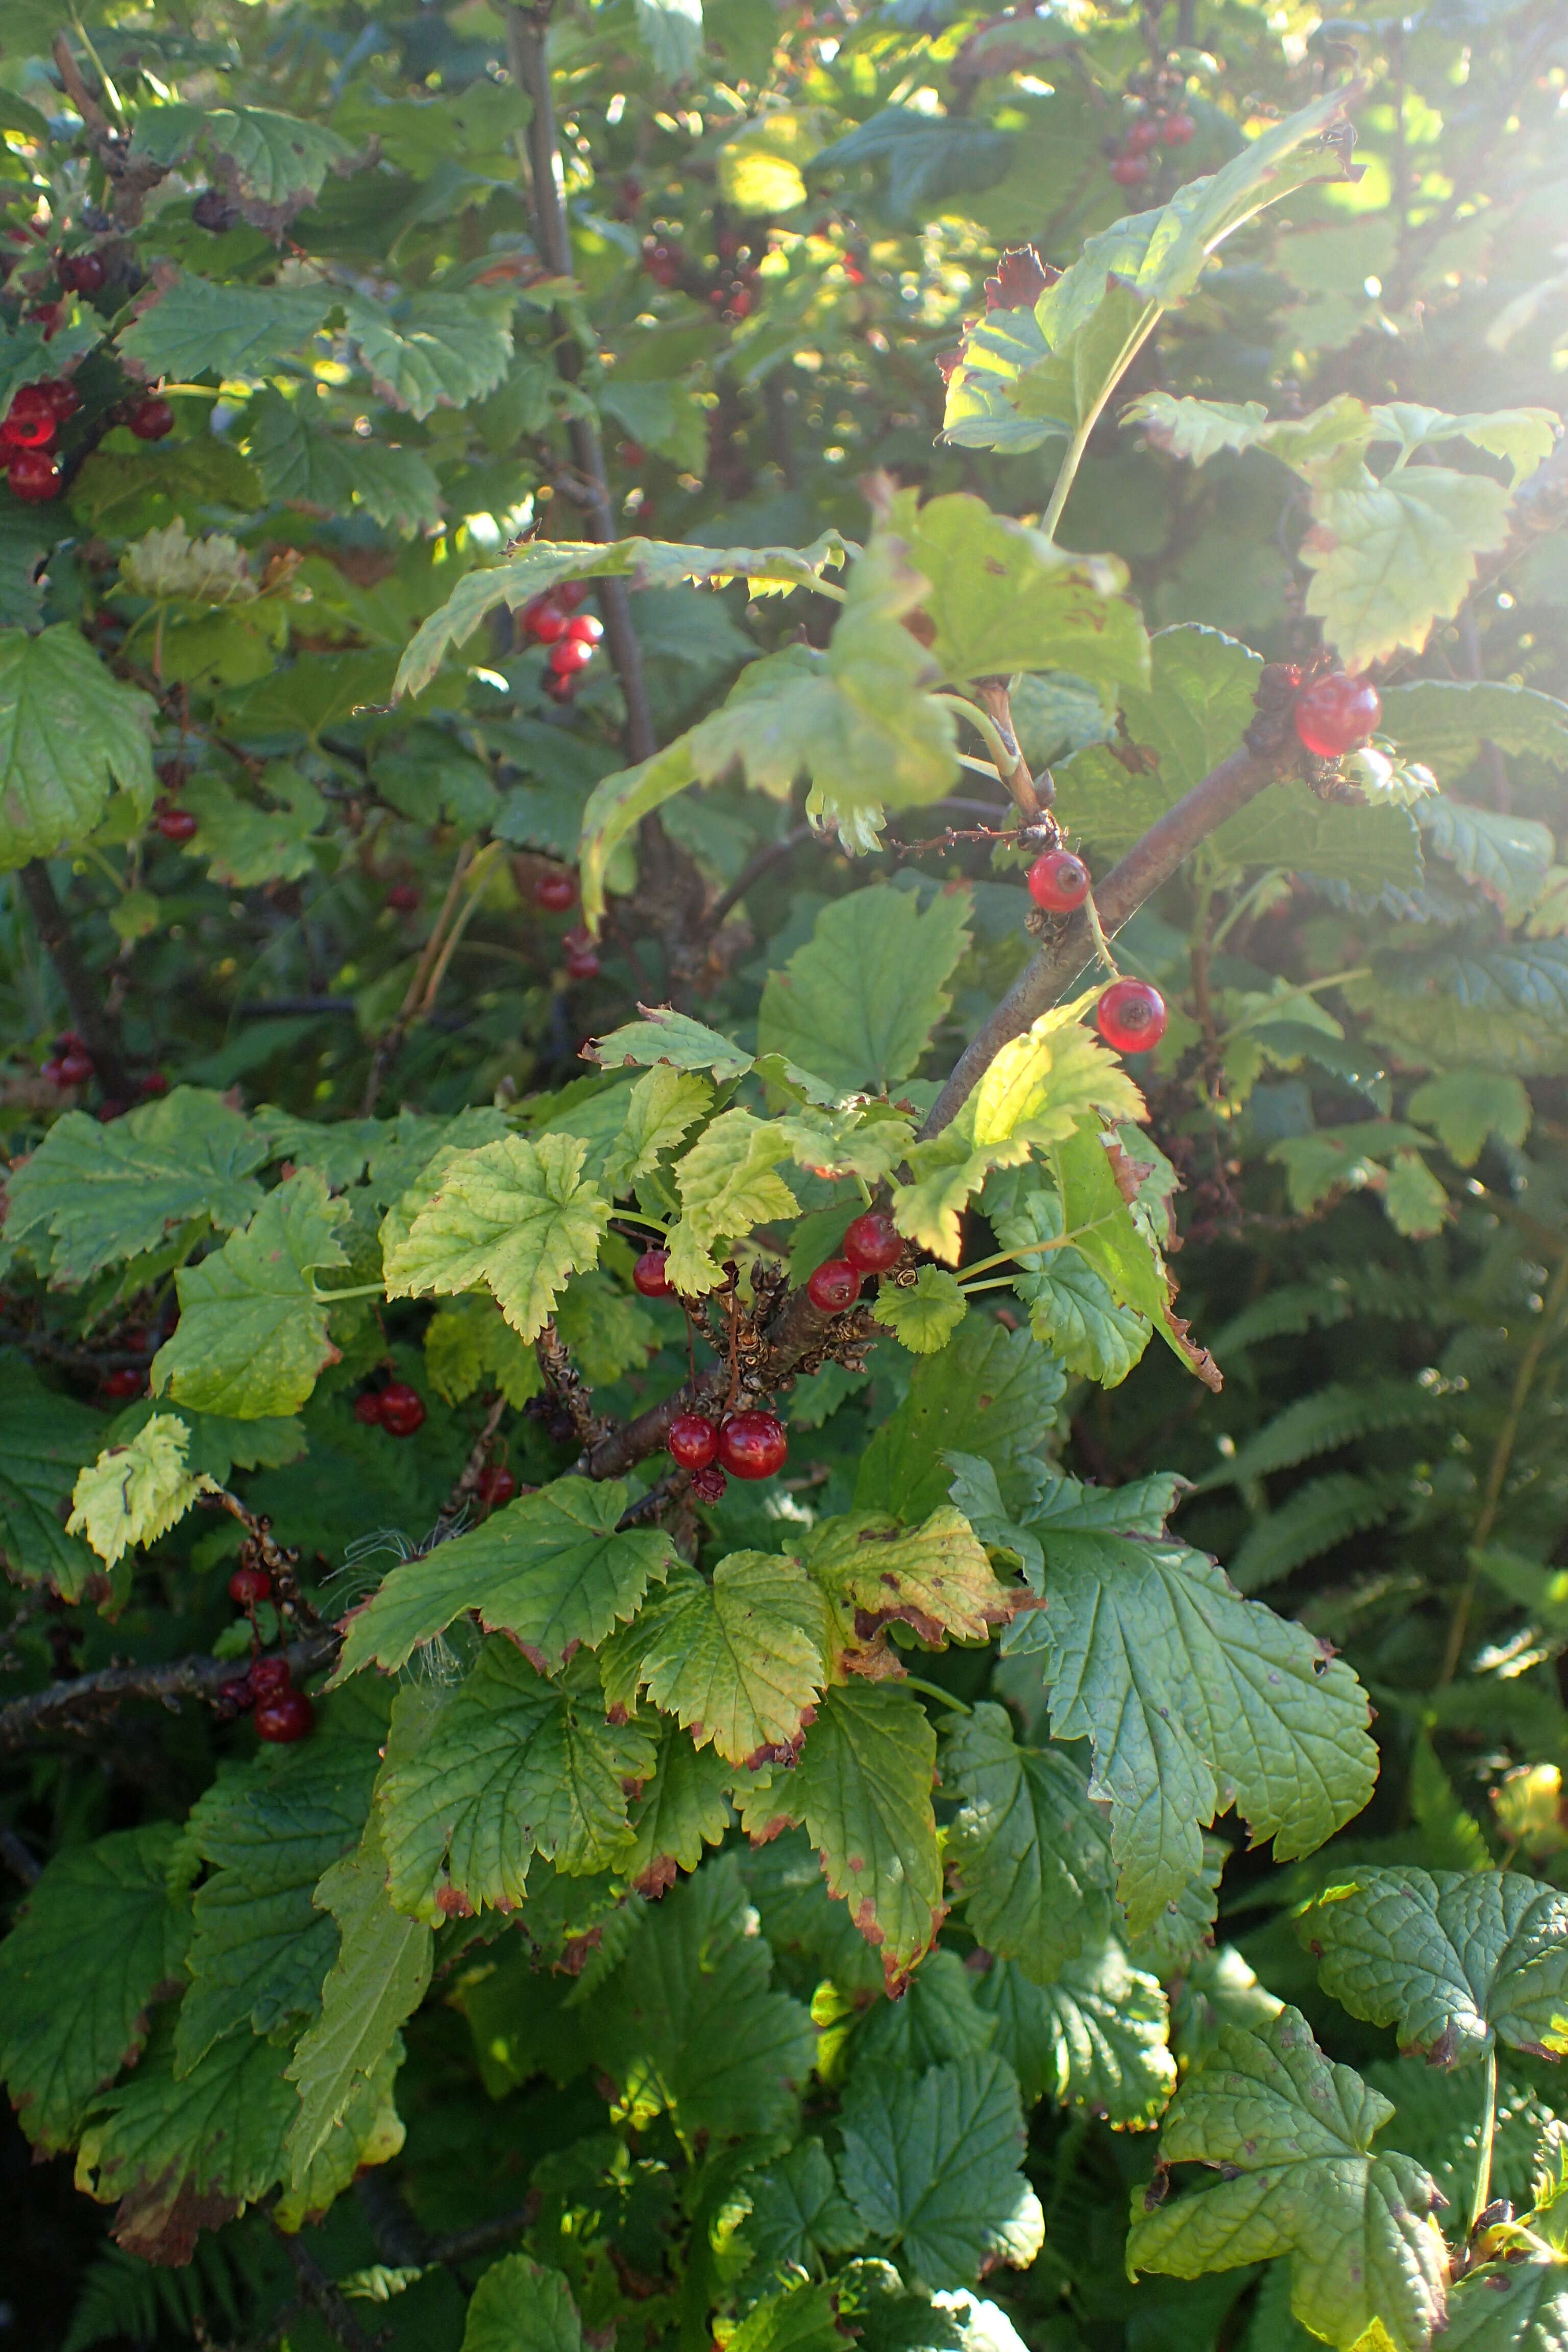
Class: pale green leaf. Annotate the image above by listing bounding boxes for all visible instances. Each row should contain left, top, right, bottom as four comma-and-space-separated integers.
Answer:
0, 1825, 190, 2154
668, 1109, 799, 1293
184, 764, 326, 889
130, 102, 358, 216
1302, 470, 1513, 672
635, 0, 704, 80
590, 1004, 754, 1086
878, 1265, 968, 1354
757, 885, 972, 1097
333, 1476, 675, 1679
1379, 681, 1568, 776
601, 1065, 714, 1194
1126, 2006, 1450, 2352
1408, 1071, 1532, 1168
67, 1417, 218, 1568
285, 1821, 432, 2181
1051, 1120, 1218, 1387
1441, 2258, 1568, 2350
1302, 1867, 1568, 2068
609, 1551, 829, 1767
993, 1185, 1150, 1386
1416, 796, 1555, 923
838, 2051, 1044, 2286
384, 1133, 609, 1341
1383, 1149, 1451, 1239
152, 1171, 350, 1419
0, 623, 155, 867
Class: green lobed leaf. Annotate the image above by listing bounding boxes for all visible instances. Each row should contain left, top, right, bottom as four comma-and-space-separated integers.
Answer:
335, 1476, 674, 1680
837, 2051, 1044, 2287
460, 2256, 584, 2352
605, 1550, 829, 1768
0, 1825, 191, 2154
342, 290, 514, 418
0, 1353, 107, 1597
284, 1820, 432, 2182
973, 1947, 1175, 2126
67, 1417, 218, 1568
785, 1683, 945, 1992
375, 1643, 655, 1915
1002, 1484, 1378, 1931
856, 1320, 1063, 1524
152, 1170, 350, 1419
1441, 2258, 1568, 2349
1302, 469, 1513, 673
0, 624, 156, 868
940, 1701, 1115, 1981
118, 269, 333, 381
1408, 1070, 1533, 1167
1126, 2006, 1450, 2352
383, 1132, 610, 1341
1380, 680, 1568, 776
130, 101, 358, 218
991, 1184, 1150, 1387
625, 1720, 735, 1896
1301, 1867, 1568, 2068
757, 885, 973, 1097
877, 1266, 969, 1354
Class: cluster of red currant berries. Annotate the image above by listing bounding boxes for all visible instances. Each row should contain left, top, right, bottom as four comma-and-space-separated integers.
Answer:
520, 580, 603, 704
641, 233, 760, 321
39, 1028, 95, 1090
218, 1644, 315, 1743
1020, 843, 1170, 1053
2, 378, 78, 503
1108, 104, 1195, 187
1290, 670, 1381, 759
353, 1380, 427, 1437
527, 867, 600, 981
629, 1211, 908, 1501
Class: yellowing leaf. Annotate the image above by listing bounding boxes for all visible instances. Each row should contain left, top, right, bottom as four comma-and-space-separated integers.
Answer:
667, 1109, 799, 1296
806, 1506, 1015, 1665
384, 1132, 609, 1341
608, 1553, 830, 1767
67, 1417, 218, 1567
601, 1064, 713, 1194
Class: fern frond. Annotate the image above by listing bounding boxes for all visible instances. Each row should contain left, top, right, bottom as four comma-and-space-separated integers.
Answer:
1208, 1283, 1352, 1357
1202, 1381, 1443, 1489
1228, 1473, 1398, 1591
63, 2229, 261, 2352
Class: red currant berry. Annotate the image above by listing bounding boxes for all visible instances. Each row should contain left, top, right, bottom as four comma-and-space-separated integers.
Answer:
216, 1676, 254, 1717
248, 1655, 292, 1697
1161, 111, 1196, 145
544, 672, 577, 704
7, 448, 61, 501
565, 946, 601, 980
632, 1249, 672, 1298
2, 411, 54, 452
354, 1390, 384, 1425
128, 397, 175, 441
1292, 673, 1381, 759
139, 1070, 168, 1096
691, 1464, 727, 1503
1125, 117, 1162, 154
477, 1463, 517, 1507
718, 1411, 788, 1480
842, 1211, 902, 1275
533, 871, 577, 912
644, 240, 681, 286
386, 882, 420, 912
807, 1258, 862, 1313
56, 1048, 94, 1085
522, 596, 568, 643
155, 806, 199, 842
103, 1366, 144, 1398
549, 636, 594, 675
1026, 849, 1091, 914
668, 1411, 720, 1470
564, 614, 604, 645
1111, 152, 1151, 187
58, 251, 107, 295
39, 1059, 65, 1086
1096, 978, 1168, 1055
378, 1381, 426, 1438
40, 376, 81, 421
228, 1564, 271, 1607
255, 1687, 314, 1743
557, 580, 590, 611
97, 1100, 126, 1123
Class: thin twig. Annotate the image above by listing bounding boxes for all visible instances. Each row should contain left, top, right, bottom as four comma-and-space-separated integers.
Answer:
0, 1629, 339, 1750
432, 1395, 509, 1539
424, 2204, 534, 2267
17, 861, 134, 1102
271, 2221, 381, 2352
361, 843, 476, 1113
0, 1826, 42, 1886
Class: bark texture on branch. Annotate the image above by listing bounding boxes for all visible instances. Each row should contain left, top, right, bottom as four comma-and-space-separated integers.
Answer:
0, 1629, 339, 1750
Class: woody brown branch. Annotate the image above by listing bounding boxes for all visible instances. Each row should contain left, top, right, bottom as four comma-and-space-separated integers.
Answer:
0, 1628, 339, 1750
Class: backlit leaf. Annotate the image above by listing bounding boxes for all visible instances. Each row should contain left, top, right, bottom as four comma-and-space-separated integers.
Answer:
384, 1133, 610, 1341
152, 1171, 350, 1418
757, 886, 972, 1097
67, 1417, 218, 1567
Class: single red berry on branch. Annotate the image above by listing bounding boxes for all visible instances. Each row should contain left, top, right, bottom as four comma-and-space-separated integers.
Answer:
1161, 110, 1196, 144
255, 1687, 314, 1743
807, 1258, 862, 1312
549, 636, 594, 675
842, 1210, 902, 1275
477, 1463, 517, 1507
354, 1389, 384, 1425
128, 396, 175, 441
378, 1381, 426, 1437
1124, 116, 1162, 154
533, 871, 577, 912
2, 388, 55, 448
228, 1564, 271, 1608
1292, 672, 1381, 758
139, 1070, 168, 1096
155, 806, 199, 842
58, 251, 107, 295
718, 1411, 788, 1480
1111, 152, 1150, 186
249, 1655, 292, 1697
1027, 849, 1091, 914
564, 613, 604, 646
386, 882, 421, 912
690, 1464, 727, 1503
668, 1411, 721, 1469
632, 1249, 672, 1297
7, 447, 62, 501
522, 596, 568, 643
1096, 978, 1168, 1055
56, 1048, 94, 1085
102, 1366, 143, 1398
565, 944, 601, 979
